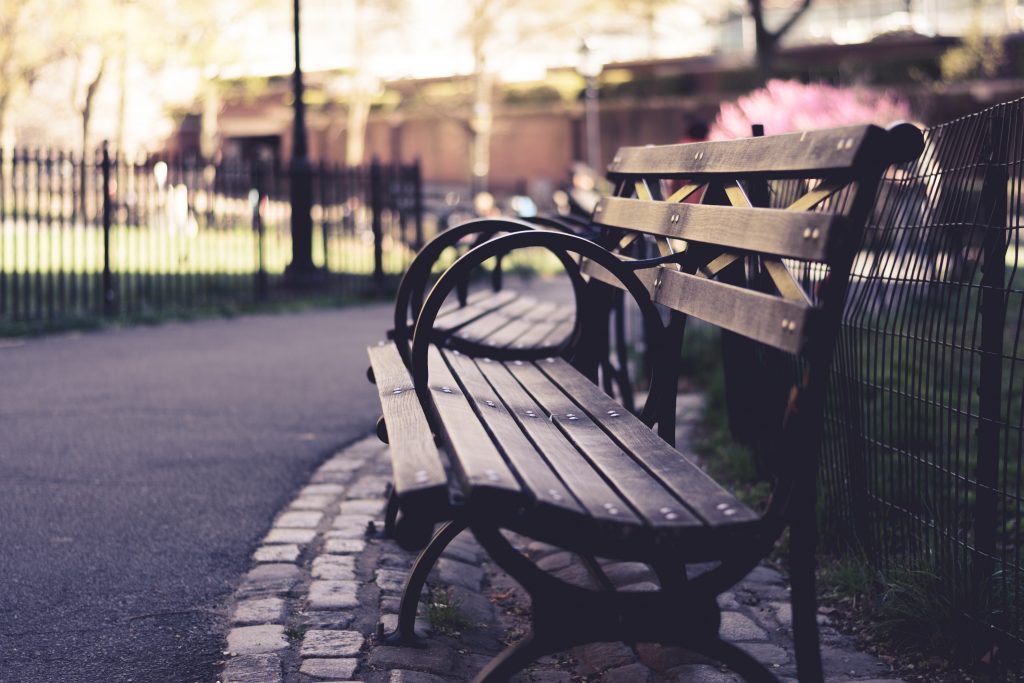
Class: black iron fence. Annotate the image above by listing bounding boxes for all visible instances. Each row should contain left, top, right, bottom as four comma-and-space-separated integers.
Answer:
0, 146, 423, 327
753, 101, 1024, 671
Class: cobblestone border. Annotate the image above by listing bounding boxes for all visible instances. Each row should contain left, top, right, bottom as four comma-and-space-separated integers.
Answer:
217, 429, 906, 683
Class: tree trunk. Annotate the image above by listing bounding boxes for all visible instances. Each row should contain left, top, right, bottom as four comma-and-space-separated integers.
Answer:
748, 0, 813, 77
116, 50, 127, 154
345, 90, 371, 167
470, 68, 493, 196
0, 90, 11, 150
345, 0, 370, 167
199, 79, 220, 161
79, 57, 106, 219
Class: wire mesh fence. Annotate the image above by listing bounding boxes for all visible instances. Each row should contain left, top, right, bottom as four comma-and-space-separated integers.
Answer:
0, 146, 423, 328
753, 100, 1024, 673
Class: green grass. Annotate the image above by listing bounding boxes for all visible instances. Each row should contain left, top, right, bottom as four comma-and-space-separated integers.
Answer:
0, 286, 377, 338
681, 315, 1020, 674
424, 586, 470, 636
681, 322, 772, 509
1, 219, 413, 277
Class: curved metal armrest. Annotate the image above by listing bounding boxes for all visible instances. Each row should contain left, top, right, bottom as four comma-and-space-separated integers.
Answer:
526, 214, 595, 235
392, 218, 538, 358
409, 230, 672, 427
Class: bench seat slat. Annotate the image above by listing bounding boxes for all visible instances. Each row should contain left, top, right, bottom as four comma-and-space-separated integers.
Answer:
457, 296, 539, 343
477, 303, 557, 350
608, 124, 884, 178
595, 197, 843, 261
509, 304, 576, 350
538, 314, 577, 347
477, 300, 558, 348
426, 346, 522, 508
474, 357, 643, 527
367, 343, 448, 516
507, 361, 702, 529
537, 357, 759, 527
433, 289, 519, 333
441, 350, 585, 518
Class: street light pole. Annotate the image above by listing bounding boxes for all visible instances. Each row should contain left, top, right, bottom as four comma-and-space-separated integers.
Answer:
286, 0, 316, 281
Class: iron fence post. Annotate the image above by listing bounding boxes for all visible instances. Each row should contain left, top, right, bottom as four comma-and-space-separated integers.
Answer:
413, 159, 424, 252
973, 114, 1007, 608
252, 162, 268, 302
370, 158, 384, 288
101, 141, 114, 316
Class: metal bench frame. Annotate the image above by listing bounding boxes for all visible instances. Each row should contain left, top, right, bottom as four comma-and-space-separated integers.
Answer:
369, 123, 924, 682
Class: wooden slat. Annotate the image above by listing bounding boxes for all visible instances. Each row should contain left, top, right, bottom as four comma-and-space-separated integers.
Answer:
442, 351, 587, 517
479, 301, 558, 348
608, 124, 885, 178
700, 253, 742, 278
400, 288, 495, 333
507, 361, 701, 529
509, 304, 576, 350
539, 315, 577, 348
654, 267, 813, 354
535, 358, 759, 527
433, 289, 519, 333
456, 296, 537, 342
367, 343, 448, 512
724, 180, 752, 207
426, 346, 522, 506
763, 259, 811, 305
478, 358, 643, 527
579, 257, 660, 295
438, 288, 493, 316
634, 179, 653, 200
786, 178, 847, 212
594, 197, 842, 261
665, 183, 702, 203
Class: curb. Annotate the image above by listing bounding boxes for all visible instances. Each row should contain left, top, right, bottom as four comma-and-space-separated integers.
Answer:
215, 429, 905, 682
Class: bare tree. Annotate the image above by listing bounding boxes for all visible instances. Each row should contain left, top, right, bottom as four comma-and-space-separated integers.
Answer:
747, 0, 813, 75
0, 0, 70, 146
344, 0, 406, 166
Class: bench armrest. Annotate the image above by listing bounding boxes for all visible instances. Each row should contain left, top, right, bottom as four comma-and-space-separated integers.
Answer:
392, 218, 584, 365
409, 229, 674, 429
392, 218, 535, 357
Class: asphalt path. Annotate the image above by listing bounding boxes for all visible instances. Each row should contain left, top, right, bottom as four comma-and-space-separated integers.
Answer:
0, 305, 392, 682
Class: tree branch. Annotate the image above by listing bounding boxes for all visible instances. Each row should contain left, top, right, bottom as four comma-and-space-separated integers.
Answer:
771, 0, 813, 41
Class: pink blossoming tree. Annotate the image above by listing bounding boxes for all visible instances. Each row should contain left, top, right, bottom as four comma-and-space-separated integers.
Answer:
710, 79, 913, 140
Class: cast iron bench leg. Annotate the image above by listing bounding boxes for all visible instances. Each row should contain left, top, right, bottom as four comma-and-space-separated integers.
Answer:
383, 517, 469, 645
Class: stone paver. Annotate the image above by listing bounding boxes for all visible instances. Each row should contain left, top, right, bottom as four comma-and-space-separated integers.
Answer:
232, 597, 285, 626
299, 629, 364, 657
236, 563, 303, 599
217, 416, 905, 683
308, 580, 360, 610
226, 625, 288, 655
274, 510, 323, 528
221, 654, 282, 683
298, 657, 359, 679
323, 538, 367, 555
263, 528, 317, 545
253, 544, 300, 563
311, 555, 357, 580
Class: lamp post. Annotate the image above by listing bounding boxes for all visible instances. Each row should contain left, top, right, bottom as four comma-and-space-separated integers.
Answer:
286, 0, 317, 282
576, 39, 603, 171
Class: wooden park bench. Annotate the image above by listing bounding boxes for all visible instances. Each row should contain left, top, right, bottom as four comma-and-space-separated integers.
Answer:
368, 122, 924, 682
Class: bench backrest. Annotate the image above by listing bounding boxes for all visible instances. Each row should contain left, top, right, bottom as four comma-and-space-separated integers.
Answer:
578, 123, 923, 483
